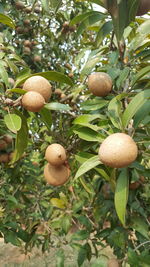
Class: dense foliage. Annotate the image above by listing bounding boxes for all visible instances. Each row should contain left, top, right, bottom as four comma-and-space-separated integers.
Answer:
0, 0, 150, 266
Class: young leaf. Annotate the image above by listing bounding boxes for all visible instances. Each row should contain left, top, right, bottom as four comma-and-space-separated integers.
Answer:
4, 114, 22, 134
114, 169, 129, 226
122, 89, 150, 128
0, 13, 15, 28
75, 155, 101, 179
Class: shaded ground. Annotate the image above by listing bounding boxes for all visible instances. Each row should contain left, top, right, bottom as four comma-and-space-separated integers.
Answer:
0, 237, 115, 267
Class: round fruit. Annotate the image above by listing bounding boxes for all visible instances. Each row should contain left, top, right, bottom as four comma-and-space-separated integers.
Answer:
24, 7, 32, 13
22, 91, 45, 112
99, 133, 138, 168
33, 55, 41, 62
45, 144, 66, 166
24, 27, 29, 34
16, 27, 24, 34
15, 1, 24, 10
23, 19, 30, 26
23, 47, 31, 55
44, 163, 70, 186
3, 135, 13, 144
34, 6, 41, 13
8, 78, 15, 87
60, 93, 66, 99
129, 181, 140, 190
23, 76, 52, 102
137, 0, 150, 16
88, 72, 112, 97
0, 140, 7, 150
24, 40, 32, 47
54, 88, 62, 95
9, 152, 14, 161
108, 258, 119, 267
0, 154, 9, 163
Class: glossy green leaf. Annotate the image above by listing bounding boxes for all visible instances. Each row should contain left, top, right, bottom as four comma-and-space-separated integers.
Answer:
61, 216, 71, 233
50, 198, 66, 209
130, 217, 149, 239
73, 114, 100, 124
0, 13, 15, 28
80, 99, 108, 111
79, 177, 94, 194
131, 66, 150, 86
0, 60, 9, 86
74, 127, 104, 142
76, 12, 106, 38
7, 88, 26, 95
122, 89, 150, 128
4, 114, 22, 134
114, 169, 129, 226
72, 230, 90, 241
44, 102, 71, 111
15, 71, 73, 88
75, 155, 100, 179
39, 108, 52, 131
134, 100, 150, 128
11, 110, 28, 163
70, 11, 96, 26
14, 68, 31, 88
96, 20, 113, 46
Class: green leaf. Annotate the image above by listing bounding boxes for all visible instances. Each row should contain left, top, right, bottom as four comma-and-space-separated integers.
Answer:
70, 11, 96, 26
131, 66, 150, 86
134, 100, 150, 128
61, 216, 71, 233
0, 13, 15, 28
72, 230, 89, 241
96, 20, 113, 46
114, 169, 129, 226
80, 99, 108, 111
50, 198, 66, 209
7, 88, 26, 95
73, 114, 100, 124
56, 249, 65, 267
11, 110, 28, 163
41, 0, 49, 11
4, 114, 22, 134
15, 71, 73, 87
75, 155, 100, 179
44, 102, 71, 111
76, 12, 106, 38
0, 60, 9, 86
130, 216, 149, 239
14, 68, 31, 88
39, 108, 52, 131
74, 127, 104, 142
108, 93, 127, 130
122, 89, 150, 128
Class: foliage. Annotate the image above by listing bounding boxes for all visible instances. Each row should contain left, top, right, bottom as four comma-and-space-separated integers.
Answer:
0, 0, 150, 266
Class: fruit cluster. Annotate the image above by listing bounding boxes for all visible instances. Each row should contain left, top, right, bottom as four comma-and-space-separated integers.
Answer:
21, 75, 52, 112
0, 135, 13, 163
44, 144, 70, 186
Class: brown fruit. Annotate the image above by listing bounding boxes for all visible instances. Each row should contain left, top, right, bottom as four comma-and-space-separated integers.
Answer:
88, 72, 112, 97
24, 7, 32, 13
23, 47, 31, 55
34, 6, 41, 13
24, 27, 30, 34
44, 163, 70, 186
22, 91, 45, 112
45, 144, 66, 166
3, 135, 13, 144
0, 154, 9, 163
54, 88, 62, 96
24, 40, 32, 47
99, 133, 138, 168
32, 40, 38, 46
60, 93, 66, 99
68, 72, 74, 78
15, 1, 24, 10
0, 140, 7, 150
137, 0, 150, 16
16, 27, 24, 34
129, 181, 140, 190
23, 19, 30, 26
63, 21, 69, 28
23, 76, 52, 102
108, 258, 119, 267
8, 78, 15, 87
64, 63, 72, 70
33, 55, 41, 62
9, 152, 14, 161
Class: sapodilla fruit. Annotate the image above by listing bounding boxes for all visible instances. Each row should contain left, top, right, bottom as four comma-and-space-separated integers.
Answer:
0, 154, 9, 163
44, 163, 70, 186
22, 91, 45, 112
99, 133, 138, 168
88, 72, 112, 97
45, 144, 66, 166
23, 76, 52, 102
0, 140, 7, 150
137, 0, 150, 16
107, 258, 119, 267
3, 135, 13, 144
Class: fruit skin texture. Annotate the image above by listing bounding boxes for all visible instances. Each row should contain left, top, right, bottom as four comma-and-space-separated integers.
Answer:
22, 91, 45, 112
99, 133, 138, 168
0, 154, 9, 163
0, 140, 7, 150
108, 258, 119, 267
23, 76, 52, 102
137, 0, 150, 16
3, 135, 13, 144
45, 144, 66, 166
44, 163, 70, 186
88, 72, 112, 97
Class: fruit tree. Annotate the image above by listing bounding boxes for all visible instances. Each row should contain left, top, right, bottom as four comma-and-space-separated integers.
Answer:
0, 0, 150, 266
